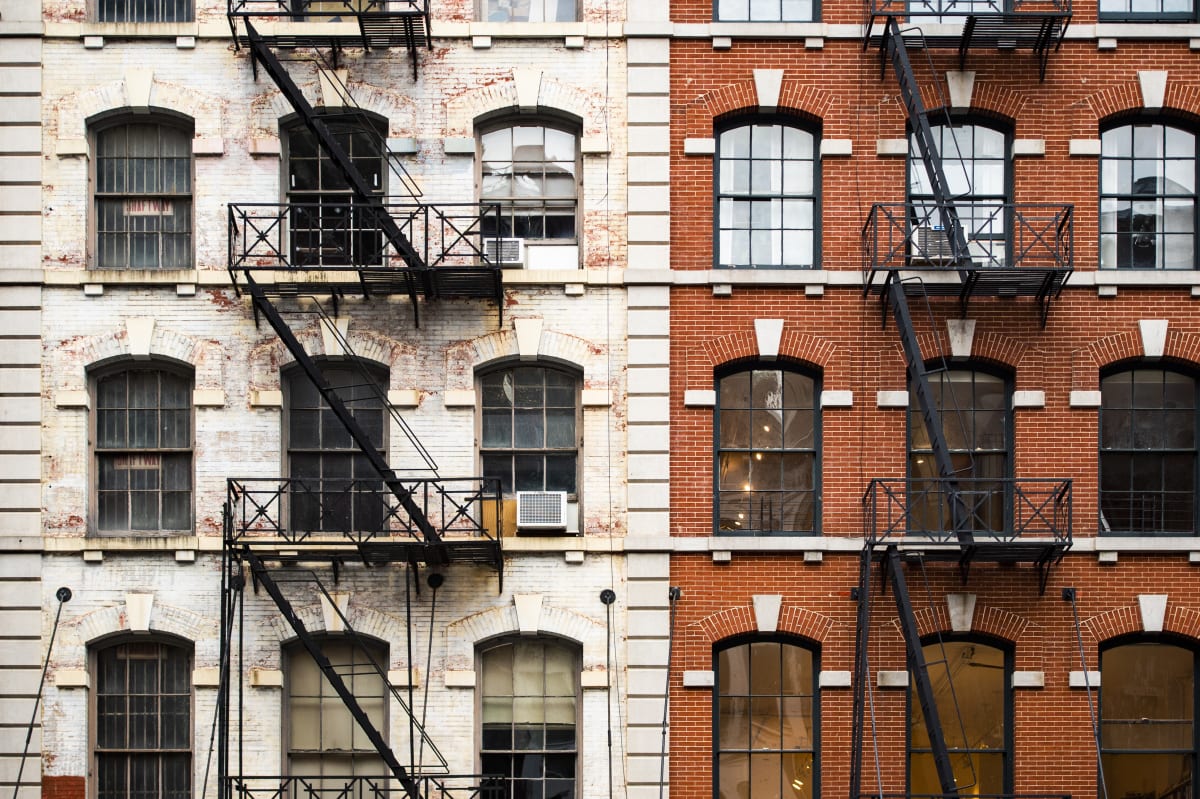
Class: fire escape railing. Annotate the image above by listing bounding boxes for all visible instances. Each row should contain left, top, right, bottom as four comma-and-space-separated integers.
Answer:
862, 203, 1074, 272
228, 202, 505, 275
226, 477, 503, 545
227, 775, 503, 799
862, 477, 1073, 544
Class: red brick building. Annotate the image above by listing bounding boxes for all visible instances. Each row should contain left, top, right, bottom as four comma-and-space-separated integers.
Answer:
639, 0, 1200, 797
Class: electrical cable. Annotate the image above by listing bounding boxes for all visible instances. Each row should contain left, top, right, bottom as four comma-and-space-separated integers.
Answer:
1064, 588, 1108, 799
657, 587, 681, 799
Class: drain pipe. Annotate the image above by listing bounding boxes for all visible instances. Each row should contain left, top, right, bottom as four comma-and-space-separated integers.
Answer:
658, 586, 681, 799
1064, 588, 1108, 799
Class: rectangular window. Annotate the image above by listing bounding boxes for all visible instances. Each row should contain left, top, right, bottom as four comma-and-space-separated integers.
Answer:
96, 368, 193, 533
95, 122, 193, 269
481, 0, 577, 21
95, 0, 192, 22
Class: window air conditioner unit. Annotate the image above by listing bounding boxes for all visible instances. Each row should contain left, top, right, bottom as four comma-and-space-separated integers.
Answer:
516, 490, 568, 532
913, 225, 955, 264
483, 237, 524, 267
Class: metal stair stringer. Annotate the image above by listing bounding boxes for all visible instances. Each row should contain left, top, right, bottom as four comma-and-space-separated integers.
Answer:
888, 277, 974, 543
244, 275, 450, 563
885, 545, 959, 798
242, 548, 422, 799
882, 17, 971, 274
243, 20, 427, 316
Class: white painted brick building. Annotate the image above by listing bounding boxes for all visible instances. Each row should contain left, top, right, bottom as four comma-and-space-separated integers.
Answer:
19, 0, 645, 796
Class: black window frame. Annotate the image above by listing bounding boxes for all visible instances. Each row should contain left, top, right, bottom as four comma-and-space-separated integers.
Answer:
713, 634, 820, 799
1099, 117, 1199, 270
905, 634, 1014, 797
477, 116, 582, 245
92, 115, 194, 270
713, 115, 822, 270
283, 360, 390, 534
1099, 363, 1199, 535
714, 362, 822, 535
282, 111, 388, 268
477, 635, 581, 799
906, 364, 1013, 535
1100, 634, 1200, 799
906, 115, 1012, 267
92, 0, 193, 23
92, 636, 193, 799
92, 362, 194, 535
478, 363, 581, 499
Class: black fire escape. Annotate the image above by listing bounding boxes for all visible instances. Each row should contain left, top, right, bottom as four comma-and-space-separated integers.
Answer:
853, 2, 1074, 798
220, 4, 505, 798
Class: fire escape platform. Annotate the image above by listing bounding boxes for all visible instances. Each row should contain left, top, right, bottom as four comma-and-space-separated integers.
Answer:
227, 0, 431, 51
865, 11, 1070, 55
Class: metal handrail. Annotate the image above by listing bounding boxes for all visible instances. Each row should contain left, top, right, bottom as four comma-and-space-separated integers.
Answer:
866, 0, 1071, 16
228, 0, 425, 16
228, 202, 504, 273
225, 477, 503, 544
862, 202, 1073, 276
861, 477, 1072, 544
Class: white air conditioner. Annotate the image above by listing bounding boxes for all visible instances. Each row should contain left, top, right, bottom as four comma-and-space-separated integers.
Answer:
913, 225, 955, 264
516, 490, 568, 532
483, 237, 524, 267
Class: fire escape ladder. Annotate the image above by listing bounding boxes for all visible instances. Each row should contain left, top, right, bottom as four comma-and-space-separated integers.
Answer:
888, 278, 973, 542
849, 545, 874, 799
244, 275, 449, 562
241, 550, 422, 799
882, 17, 971, 275
243, 21, 427, 293
885, 545, 960, 798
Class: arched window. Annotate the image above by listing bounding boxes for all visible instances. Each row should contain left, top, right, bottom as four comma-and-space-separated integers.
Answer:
93, 638, 192, 799
479, 364, 580, 497
285, 637, 388, 781
1101, 638, 1198, 799
479, 120, 580, 243
283, 113, 387, 267
94, 364, 193, 533
478, 637, 579, 798
1100, 121, 1197, 270
284, 361, 389, 532
93, 118, 193, 269
908, 120, 1009, 266
716, 119, 819, 269
715, 637, 818, 799
716, 365, 820, 534
908, 367, 1011, 534
908, 638, 1012, 795
1100, 366, 1198, 534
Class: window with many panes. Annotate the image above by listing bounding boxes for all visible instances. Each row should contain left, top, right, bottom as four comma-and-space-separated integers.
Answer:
908, 368, 1011, 535
93, 0, 191, 22
908, 121, 1009, 266
714, 0, 817, 21
1100, 0, 1194, 20
285, 362, 388, 533
716, 365, 819, 534
908, 638, 1011, 795
94, 639, 192, 799
285, 114, 387, 267
715, 637, 818, 799
480, 122, 579, 242
479, 637, 578, 799
94, 119, 192, 269
286, 638, 388, 782
479, 0, 577, 20
1101, 122, 1197, 270
95, 366, 192, 533
480, 365, 579, 497
1100, 367, 1197, 534
1101, 638, 1197, 799
716, 120, 818, 269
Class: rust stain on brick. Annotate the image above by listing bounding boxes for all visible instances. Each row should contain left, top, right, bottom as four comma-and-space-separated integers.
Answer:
43, 775, 86, 799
